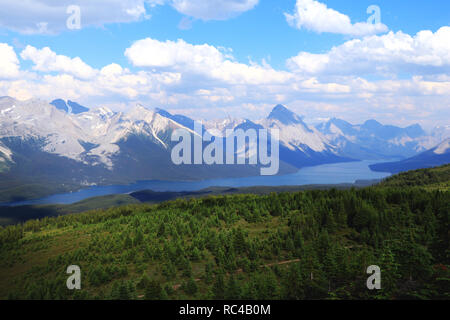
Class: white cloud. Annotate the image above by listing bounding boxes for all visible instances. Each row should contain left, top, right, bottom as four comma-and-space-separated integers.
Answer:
285, 0, 388, 37
125, 37, 291, 85
170, 0, 258, 21
0, 0, 258, 34
0, 35, 449, 128
0, 43, 20, 79
287, 27, 450, 76
0, 43, 181, 102
125, 38, 224, 69
20, 46, 97, 79
0, 0, 152, 34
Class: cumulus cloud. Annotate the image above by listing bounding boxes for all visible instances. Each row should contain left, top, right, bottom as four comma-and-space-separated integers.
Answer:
20, 46, 97, 79
0, 35, 449, 127
0, 43, 182, 103
170, 0, 258, 21
287, 27, 450, 76
0, 43, 20, 79
285, 0, 388, 37
0, 0, 258, 34
125, 38, 291, 85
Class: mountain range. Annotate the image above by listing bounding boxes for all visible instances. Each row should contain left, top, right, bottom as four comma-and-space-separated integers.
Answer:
316, 118, 433, 159
370, 139, 450, 174
0, 97, 448, 202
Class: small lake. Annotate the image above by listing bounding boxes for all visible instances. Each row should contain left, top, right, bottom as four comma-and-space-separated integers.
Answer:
4, 160, 391, 206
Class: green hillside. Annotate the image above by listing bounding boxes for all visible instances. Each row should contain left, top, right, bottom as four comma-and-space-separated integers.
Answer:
0, 167, 449, 300
379, 164, 450, 191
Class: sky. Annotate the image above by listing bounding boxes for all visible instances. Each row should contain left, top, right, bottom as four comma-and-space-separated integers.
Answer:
0, 0, 449, 129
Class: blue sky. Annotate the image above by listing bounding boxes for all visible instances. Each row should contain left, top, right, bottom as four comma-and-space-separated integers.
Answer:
7, 0, 450, 69
0, 0, 449, 129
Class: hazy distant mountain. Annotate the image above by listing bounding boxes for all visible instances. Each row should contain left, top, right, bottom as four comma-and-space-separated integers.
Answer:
370, 139, 450, 174
316, 117, 430, 159
431, 125, 450, 143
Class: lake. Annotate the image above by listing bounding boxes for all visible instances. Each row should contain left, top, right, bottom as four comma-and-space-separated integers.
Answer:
4, 160, 391, 206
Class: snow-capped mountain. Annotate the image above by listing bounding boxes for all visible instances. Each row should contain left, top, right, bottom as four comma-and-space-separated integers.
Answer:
1, 97, 446, 172
259, 105, 331, 154
266, 104, 306, 126
370, 138, 450, 174
155, 108, 198, 131
316, 118, 431, 159
203, 118, 246, 137
0, 96, 448, 201
202, 105, 351, 168
0, 98, 176, 169
0, 97, 292, 202
431, 125, 450, 143
253, 105, 350, 168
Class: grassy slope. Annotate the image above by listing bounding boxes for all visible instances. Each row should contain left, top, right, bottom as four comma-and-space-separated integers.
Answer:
378, 164, 450, 191
0, 207, 297, 299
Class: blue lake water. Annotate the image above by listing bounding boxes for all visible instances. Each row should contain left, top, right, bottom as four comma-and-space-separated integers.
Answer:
4, 160, 391, 206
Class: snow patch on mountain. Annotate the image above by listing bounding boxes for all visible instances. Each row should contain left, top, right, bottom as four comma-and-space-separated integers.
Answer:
432, 125, 450, 143
0, 141, 12, 162
258, 118, 329, 153
204, 118, 245, 137
434, 139, 450, 155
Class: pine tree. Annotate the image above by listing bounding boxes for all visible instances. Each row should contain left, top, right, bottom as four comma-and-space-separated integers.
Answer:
204, 262, 214, 284
145, 280, 162, 300
137, 273, 151, 290
213, 272, 225, 300
225, 275, 241, 300
118, 281, 130, 300
185, 278, 198, 296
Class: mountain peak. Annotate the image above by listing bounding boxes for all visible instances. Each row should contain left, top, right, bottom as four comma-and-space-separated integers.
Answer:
405, 123, 425, 138
267, 105, 304, 125
363, 119, 382, 128
329, 118, 352, 126
234, 119, 264, 131
154, 108, 173, 118
316, 117, 357, 137
92, 106, 116, 119
130, 104, 149, 112
127, 105, 154, 120
272, 104, 289, 112
0, 96, 16, 105
154, 108, 196, 130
